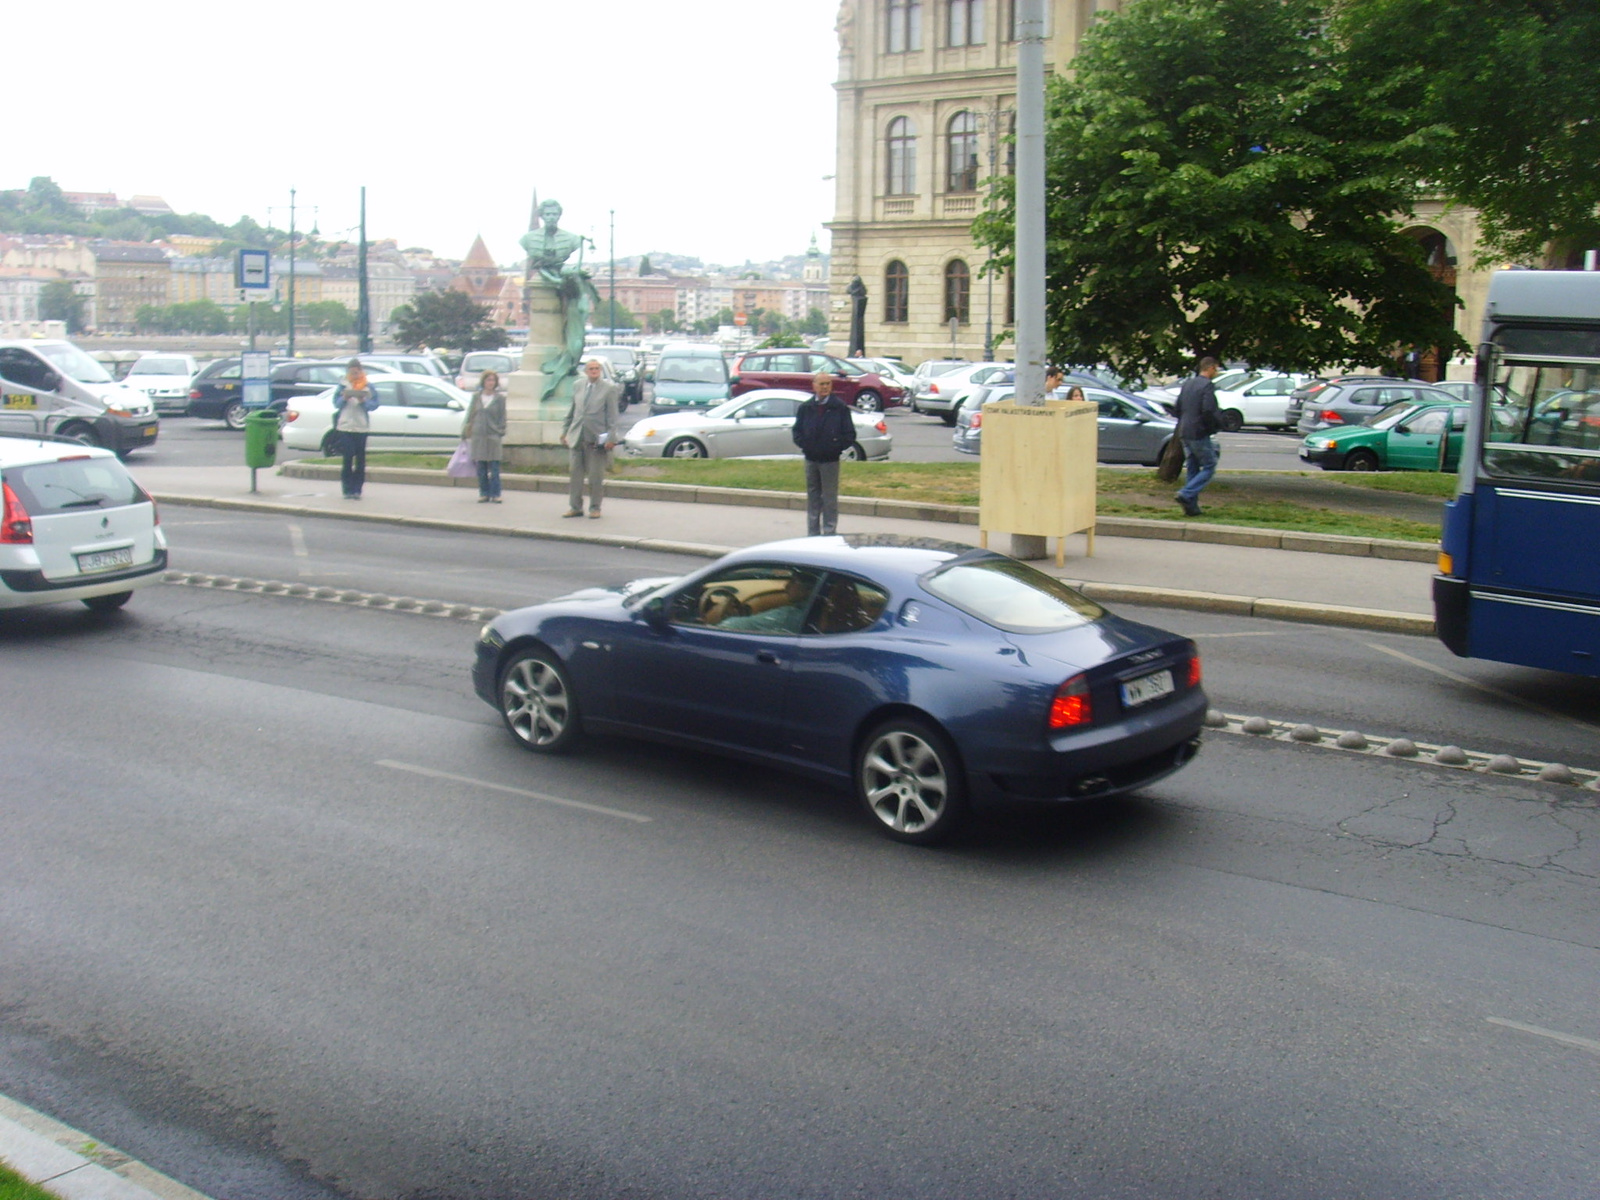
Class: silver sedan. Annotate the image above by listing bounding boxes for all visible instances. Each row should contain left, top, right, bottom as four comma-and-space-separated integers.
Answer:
623, 389, 892, 460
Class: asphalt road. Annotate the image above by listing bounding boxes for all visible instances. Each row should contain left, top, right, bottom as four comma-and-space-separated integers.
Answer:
3, 514, 1598, 1199
132, 408, 1309, 471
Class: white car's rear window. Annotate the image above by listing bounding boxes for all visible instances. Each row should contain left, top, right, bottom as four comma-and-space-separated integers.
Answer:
5, 458, 146, 514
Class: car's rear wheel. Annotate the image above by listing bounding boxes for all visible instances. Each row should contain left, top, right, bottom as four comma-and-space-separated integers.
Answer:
664, 437, 707, 459
855, 390, 883, 412
856, 718, 967, 845
843, 441, 867, 461
82, 591, 132, 612
1343, 448, 1380, 472
1218, 408, 1244, 433
499, 648, 581, 754
939, 411, 958, 427
222, 400, 247, 430
57, 422, 102, 449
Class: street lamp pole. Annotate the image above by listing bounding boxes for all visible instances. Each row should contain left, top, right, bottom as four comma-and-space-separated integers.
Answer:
983, 102, 1002, 363
287, 187, 297, 359
609, 209, 616, 340
358, 186, 372, 354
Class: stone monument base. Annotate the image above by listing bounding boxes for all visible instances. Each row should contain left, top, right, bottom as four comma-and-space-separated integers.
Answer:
504, 281, 575, 469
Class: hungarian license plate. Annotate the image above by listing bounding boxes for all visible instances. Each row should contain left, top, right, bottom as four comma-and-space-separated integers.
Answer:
1121, 668, 1174, 708
76, 546, 133, 574
142, 424, 158, 437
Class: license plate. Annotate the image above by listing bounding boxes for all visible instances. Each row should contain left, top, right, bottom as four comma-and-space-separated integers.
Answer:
142, 424, 158, 437
76, 546, 134, 574
1120, 668, 1174, 708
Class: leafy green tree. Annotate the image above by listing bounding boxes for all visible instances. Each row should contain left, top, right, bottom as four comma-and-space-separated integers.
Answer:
24, 176, 75, 219
390, 289, 505, 352
649, 308, 678, 333
39, 280, 87, 333
637, 255, 653, 275
973, 0, 1463, 380
801, 307, 828, 337
1337, 0, 1600, 262
593, 298, 638, 330
300, 300, 355, 334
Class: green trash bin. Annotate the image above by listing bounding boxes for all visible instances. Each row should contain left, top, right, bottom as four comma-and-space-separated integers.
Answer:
243, 409, 280, 469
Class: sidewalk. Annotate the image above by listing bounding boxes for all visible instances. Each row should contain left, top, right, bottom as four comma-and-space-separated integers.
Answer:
131, 463, 1439, 634
0, 1091, 208, 1200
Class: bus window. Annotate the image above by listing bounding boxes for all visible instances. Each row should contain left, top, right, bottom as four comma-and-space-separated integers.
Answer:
1481, 362, 1600, 480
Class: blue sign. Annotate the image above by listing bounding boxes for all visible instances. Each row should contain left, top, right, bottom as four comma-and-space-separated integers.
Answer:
238, 248, 271, 291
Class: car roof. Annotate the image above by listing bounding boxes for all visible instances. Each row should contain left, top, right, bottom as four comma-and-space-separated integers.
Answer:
730, 389, 812, 401
0, 432, 119, 468
714, 534, 995, 585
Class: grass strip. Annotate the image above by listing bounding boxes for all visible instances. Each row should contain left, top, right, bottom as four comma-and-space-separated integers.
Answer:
0, 1159, 65, 1200
305, 456, 1440, 542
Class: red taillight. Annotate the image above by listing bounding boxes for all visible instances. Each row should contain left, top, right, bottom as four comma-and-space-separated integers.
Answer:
970, 411, 983, 429
1188, 651, 1202, 688
285, 409, 300, 423
1, 482, 32, 544
929, 383, 940, 394
875, 420, 887, 433
1048, 674, 1092, 728
1320, 411, 1344, 423
189, 388, 202, 399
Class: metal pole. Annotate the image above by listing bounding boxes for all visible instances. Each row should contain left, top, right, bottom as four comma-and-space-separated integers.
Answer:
248, 300, 257, 352
1014, 0, 1046, 406
1587, 250, 1598, 272
984, 102, 1000, 362
358, 186, 371, 354
287, 187, 297, 359
609, 209, 617, 341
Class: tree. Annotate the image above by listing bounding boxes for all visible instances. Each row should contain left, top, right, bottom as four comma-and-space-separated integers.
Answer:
648, 308, 678, 334
39, 280, 87, 333
973, 0, 1464, 380
23, 176, 74, 219
592, 298, 638, 330
390, 289, 505, 352
300, 300, 355, 334
1336, 0, 1600, 262
638, 255, 654, 275
802, 307, 829, 337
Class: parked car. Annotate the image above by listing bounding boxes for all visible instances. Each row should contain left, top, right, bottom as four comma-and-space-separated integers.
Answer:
1289, 378, 1457, 434
472, 534, 1205, 844
186, 356, 289, 429
124, 354, 200, 416
913, 362, 1012, 424
731, 351, 905, 412
1298, 398, 1527, 471
623, 389, 891, 461
585, 345, 643, 408
1211, 372, 1312, 431
454, 350, 523, 394
258, 360, 398, 412
849, 357, 919, 395
280, 376, 470, 453
953, 385, 1177, 465
0, 432, 167, 611
0, 340, 159, 456
357, 352, 451, 379
649, 343, 733, 413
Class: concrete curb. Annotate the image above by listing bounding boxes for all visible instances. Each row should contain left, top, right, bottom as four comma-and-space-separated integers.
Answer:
0, 1092, 210, 1200
151, 492, 1435, 636
277, 462, 1438, 562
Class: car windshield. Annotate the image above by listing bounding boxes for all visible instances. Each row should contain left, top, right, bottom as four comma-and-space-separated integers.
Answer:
657, 356, 725, 384
703, 398, 745, 419
922, 557, 1104, 633
463, 354, 515, 372
1363, 402, 1422, 429
35, 342, 112, 384
129, 357, 190, 376
590, 348, 636, 366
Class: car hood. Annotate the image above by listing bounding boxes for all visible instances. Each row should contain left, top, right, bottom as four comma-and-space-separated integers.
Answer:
629, 412, 713, 432
549, 575, 681, 604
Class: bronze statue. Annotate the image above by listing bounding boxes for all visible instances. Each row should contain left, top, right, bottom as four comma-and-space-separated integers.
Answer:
847, 275, 868, 356
519, 197, 595, 405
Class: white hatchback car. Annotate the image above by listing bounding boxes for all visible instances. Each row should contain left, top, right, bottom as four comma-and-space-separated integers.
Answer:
0, 434, 168, 611
280, 376, 471, 454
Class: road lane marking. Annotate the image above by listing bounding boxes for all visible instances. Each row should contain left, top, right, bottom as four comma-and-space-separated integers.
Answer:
1486, 1017, 1600, 1056
287, 522, 312, 576
1362, 641, 1600, 732
376, 759, 653, 823
1190, 630, 1287, 639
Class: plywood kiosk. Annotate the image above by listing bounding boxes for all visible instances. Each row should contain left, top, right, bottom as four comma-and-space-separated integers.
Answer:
977, 398, 1099, 566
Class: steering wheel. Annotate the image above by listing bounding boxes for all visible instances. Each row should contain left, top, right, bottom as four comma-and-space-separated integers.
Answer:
699, 586, 750, 623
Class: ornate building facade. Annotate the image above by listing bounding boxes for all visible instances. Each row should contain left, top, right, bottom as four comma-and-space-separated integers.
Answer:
826, 0, 1498, 379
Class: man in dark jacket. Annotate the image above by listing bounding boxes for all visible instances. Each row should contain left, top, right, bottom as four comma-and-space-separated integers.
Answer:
791, 371, 856, 536
1173, 356, 1221, 517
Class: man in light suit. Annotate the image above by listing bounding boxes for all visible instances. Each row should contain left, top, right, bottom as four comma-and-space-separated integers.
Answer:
561, 358, 622, 518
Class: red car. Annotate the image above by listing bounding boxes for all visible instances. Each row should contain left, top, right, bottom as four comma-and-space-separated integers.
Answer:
731, 351, 906, 412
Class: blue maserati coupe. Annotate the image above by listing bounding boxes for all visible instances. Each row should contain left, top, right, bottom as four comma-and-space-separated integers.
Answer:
472, 535, 1206, 844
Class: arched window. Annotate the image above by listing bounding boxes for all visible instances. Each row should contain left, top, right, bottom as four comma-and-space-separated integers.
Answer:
887, 0, 924, 52
944, 260, 970, 324
884, 261, 909, 323
948, 0, 984, 46
886, 117, 917, 196
947, 111, 980, 192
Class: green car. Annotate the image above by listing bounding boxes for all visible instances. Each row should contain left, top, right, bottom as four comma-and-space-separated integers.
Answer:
1298, 399, 1468, 471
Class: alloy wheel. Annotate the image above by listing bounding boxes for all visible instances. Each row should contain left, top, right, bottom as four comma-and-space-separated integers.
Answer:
860, 728, 950, 835
501, 654, 573, 749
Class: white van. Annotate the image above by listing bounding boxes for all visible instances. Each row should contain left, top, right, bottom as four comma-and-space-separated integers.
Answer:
0, 340, 160, 458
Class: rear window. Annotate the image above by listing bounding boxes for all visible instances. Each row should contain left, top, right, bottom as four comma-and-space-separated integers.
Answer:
129, 357, 191, 376
657, 353, 728, 385
463, 353, 516, 373
922, 558, 1104, 633
5, 457, 146, 514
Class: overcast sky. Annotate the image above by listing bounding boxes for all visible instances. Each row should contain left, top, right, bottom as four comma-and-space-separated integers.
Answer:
13, 0, 841, 267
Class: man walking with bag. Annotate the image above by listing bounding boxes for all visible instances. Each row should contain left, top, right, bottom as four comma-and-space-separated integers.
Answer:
561, 358, 621, 518
1173, 356, 1222, 517
791, 370, 856, 536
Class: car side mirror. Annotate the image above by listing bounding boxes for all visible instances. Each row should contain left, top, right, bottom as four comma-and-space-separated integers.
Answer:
641, 596, 669, 629
447, 399, 464, 410
1395, 423, 1410, 434
728, 375, 740, 385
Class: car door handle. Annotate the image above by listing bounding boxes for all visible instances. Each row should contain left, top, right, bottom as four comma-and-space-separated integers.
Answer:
756, 649, 781, 664
406, 413, 420, 419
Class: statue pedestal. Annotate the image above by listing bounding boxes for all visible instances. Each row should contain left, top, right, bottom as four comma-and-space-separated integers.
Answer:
505, 281, 574, 470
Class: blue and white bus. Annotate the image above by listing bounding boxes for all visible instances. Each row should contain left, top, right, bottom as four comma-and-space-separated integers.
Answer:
1435, 270, 1600, 675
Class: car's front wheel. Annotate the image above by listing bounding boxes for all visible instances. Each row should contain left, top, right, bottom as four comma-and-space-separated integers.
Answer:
499, 648, 581, 753
82, 591, 132, 612
856, 717, 967, 845
222, 400, 247, 430
855, 390, 883, 412
56, 422, 102, 449
1343, 448, 1380, 472
664, 437, 708, 459
1218, 408, 1244, 433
